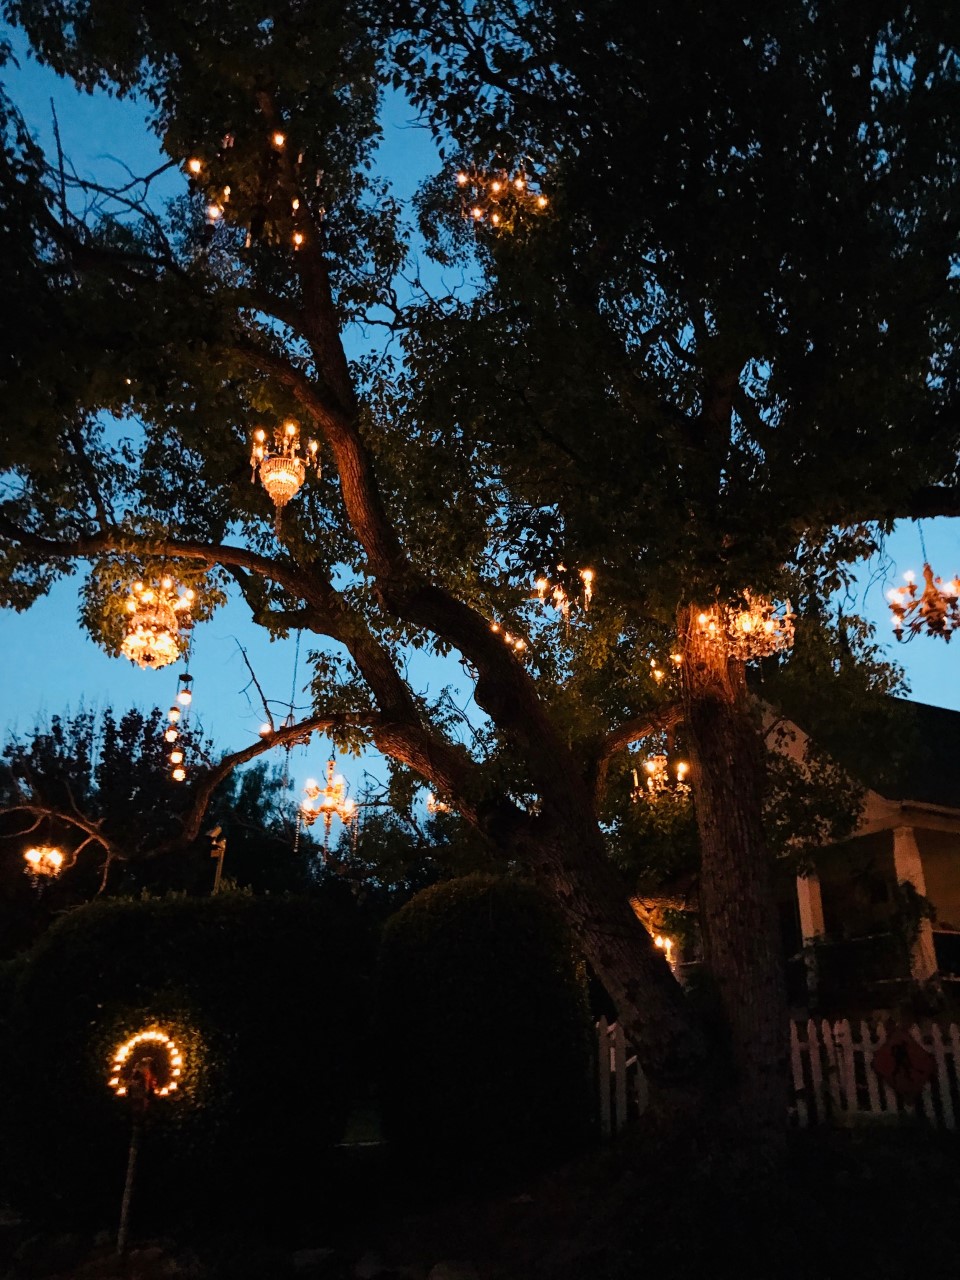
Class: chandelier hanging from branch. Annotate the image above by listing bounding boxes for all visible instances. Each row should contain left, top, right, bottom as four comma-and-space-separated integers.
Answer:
300, 759, 357, 855
632, 755, 691, 801
455, 165, 550, 229
696, 592, 795, 661
250, 420, 320, 532
887, 564, 960, 642
23, 845, 65, 881
121, 579, 195, 670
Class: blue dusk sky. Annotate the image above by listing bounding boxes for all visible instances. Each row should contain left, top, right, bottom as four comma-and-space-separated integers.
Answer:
0, 27, 957, 808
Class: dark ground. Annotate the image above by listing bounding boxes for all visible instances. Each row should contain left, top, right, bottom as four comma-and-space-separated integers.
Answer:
3, 1119, 959, 1280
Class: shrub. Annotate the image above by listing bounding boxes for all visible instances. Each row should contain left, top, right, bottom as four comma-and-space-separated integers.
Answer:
0, 888, 372, 1230
378, 874, 593, 1176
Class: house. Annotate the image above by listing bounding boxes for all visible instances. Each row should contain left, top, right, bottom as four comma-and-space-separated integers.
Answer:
779, 699, 960, 1013
631, 697, 960, 1014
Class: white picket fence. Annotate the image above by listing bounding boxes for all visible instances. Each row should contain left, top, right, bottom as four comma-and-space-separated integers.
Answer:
597, 1016, 647, 1136
790, 1019, 960, 1130
597, 1017, 960, 1136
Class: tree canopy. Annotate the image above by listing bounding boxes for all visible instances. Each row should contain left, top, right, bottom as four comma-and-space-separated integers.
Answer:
1, 0, 958, 1130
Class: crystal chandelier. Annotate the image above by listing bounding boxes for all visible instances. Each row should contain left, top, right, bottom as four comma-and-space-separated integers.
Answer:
250, 420, 320, 532
23, 845, 64, 879
632, 754, 690, 801
696, 592, 794, 661
301, 759, 357, 854
887, 564, 960, 642
120, 579, 195, 670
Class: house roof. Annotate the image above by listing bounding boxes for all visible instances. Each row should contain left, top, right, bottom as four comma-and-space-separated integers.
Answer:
863, 698, 960, 811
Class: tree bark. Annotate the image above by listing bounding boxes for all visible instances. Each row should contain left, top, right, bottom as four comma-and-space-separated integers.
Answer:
678, 605, 788, 1138
521, 816, 705, 1084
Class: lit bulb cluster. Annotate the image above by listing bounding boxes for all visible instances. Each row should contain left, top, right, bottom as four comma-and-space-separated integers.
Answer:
455, 166, 550, 229
887, 563, 960, 642
301, 759, 357, 853
165, 671, 194, 783
653, 934, 676, 966
250, 420, 321, 533
533, 567, 595, 620
23, 845, 64, 880
121, 579, 195, 670
426, 792, 452, 815
186, 128, 309, 251
489, 620, 528, 653
108, 1029, 183, 1100
632, 755, 690, 802
696, 593, 794, 661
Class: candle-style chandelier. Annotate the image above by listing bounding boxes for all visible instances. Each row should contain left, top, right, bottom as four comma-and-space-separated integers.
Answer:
887, 564, 960, 642
696, 592, 794, 661
533, 567, 595, 619
455, 165, 549, 229
250, 420, 320, 532
301, 759, 357, 854
632, 755, 690, 801
23, 845, 65, 880
120, 579, 195, 670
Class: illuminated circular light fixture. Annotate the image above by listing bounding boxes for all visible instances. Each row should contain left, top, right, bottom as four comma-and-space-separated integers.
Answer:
23, 845, 65, 879
888, 563, 960, 642
120, 581, 195, 670
108, 1029, 183, 1100
696, 592, 794, 661
249, 421, 320, 532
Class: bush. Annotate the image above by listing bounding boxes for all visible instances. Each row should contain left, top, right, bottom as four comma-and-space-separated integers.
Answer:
0, 888, 372, 1231
378, 875, 593, 1176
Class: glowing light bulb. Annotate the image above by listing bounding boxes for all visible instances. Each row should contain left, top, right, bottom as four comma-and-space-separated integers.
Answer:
272, 131, 286, 149
172, 766, 186, 782
169, 750, 184, 765
165, 728, 178, 743
187, 158, 202, 175
293, 232, 304, 247
456, 172, 468, 186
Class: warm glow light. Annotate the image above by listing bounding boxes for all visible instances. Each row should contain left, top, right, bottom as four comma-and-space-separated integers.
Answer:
109, 1029, 184, 1101
23, 846, 64, 879
293, 232, 304, 247
121, 580, 194, 670
187, 158, 202, 175
696, 594, 794, 661
171, 767, 186, 782
164, 727, 178, 743
272, 131, 286, 149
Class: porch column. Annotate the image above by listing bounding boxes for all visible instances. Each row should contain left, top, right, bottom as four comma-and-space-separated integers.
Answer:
892, 825, 938, 982
796, 872, 825, 1002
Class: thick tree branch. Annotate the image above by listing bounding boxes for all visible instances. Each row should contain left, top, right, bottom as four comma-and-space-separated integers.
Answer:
589, 703, 684, 803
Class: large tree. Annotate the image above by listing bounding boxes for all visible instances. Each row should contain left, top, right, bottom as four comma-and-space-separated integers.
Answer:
1, 0, 958, 1136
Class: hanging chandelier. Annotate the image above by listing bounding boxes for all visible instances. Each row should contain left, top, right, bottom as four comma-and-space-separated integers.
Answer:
696, 592, 794, 661
301, 759, 357, 853
632, 755, 690, 801
250, 421, 320, 532
455, 165, 549, 229
887, 564, 960, 642
533, 567, 595, 617
120, 579, 195, 670
23, 845, 64, 879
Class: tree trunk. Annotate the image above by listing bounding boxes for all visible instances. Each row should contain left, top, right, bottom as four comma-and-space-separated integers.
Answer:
678, 604, 788, 1138
521, 817, 705, 1085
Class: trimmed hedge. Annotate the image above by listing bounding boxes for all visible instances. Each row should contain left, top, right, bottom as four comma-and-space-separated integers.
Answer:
0, 889, 371, 1230
378, 875, 593, 1174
